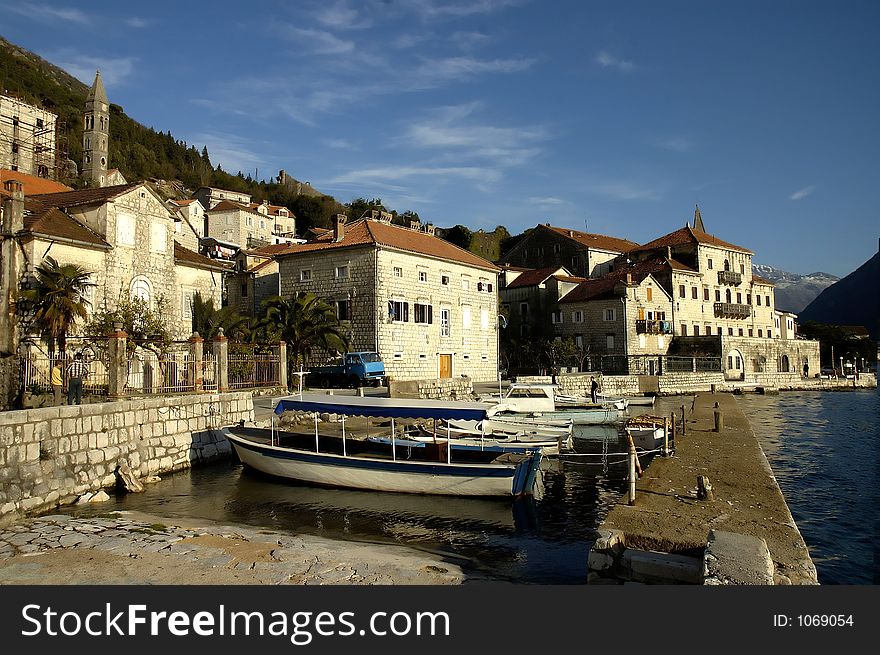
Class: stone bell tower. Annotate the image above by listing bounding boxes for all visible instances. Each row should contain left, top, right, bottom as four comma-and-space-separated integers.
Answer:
82, 71, 109, 188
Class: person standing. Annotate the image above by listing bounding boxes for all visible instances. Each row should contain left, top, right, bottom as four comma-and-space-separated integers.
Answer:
590, 376, 598, 404
803, 361, 809, 378
67, 353, 88, 405
51, 361, 64, 405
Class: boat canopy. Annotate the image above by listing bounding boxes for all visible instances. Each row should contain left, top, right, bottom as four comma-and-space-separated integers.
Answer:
273, 393, 494, 421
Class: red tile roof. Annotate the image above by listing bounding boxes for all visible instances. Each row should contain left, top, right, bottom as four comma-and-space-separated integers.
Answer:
206, 199, 256, 213
274, 219, 498, 271
541, 224, 640, 253
29, 183, 142, 209
504, 266, 568, 289
23, 202, 110, 248
170, 199, 199, 206
560, 258, 671, 304
0, 168, 72, 195
631, 225, 752, 254
751, 274, 775, 286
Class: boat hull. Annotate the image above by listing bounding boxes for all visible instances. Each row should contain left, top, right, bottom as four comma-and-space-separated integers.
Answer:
525, 408, 620, 425
225, 430, 542, 497
625, 426, 664, 450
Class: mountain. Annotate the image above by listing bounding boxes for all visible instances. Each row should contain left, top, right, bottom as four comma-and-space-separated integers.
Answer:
798, 251, 879, 340
752, 263, 838, 314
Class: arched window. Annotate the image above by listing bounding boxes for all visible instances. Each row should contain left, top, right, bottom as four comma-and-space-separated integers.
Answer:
130, 276, 153, 304
723, 259, 730, 271
725, 289, 732, 303
781, 355, 790, 372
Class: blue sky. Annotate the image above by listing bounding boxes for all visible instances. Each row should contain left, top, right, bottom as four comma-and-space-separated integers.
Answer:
2, 0, 877, 277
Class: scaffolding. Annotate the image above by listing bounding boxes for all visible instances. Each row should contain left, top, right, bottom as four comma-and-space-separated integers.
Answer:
0, 94, 58, 179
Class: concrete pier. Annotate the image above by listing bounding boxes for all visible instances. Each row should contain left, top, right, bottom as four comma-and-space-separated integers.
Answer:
589, 392, 818, 585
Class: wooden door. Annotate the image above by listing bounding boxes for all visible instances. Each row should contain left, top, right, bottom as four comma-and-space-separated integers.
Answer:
439, 354, 452, 378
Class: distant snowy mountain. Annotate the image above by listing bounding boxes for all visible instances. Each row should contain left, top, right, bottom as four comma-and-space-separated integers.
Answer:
752, 264, 839, 314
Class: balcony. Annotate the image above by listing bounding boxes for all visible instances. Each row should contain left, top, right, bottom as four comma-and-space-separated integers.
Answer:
636, 319, 673, 334
714, 302, 751, 319
717, 270, 742, 285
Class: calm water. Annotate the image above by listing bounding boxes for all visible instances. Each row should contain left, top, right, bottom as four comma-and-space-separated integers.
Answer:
59, 392, 876, 584
736, 390, 878, 585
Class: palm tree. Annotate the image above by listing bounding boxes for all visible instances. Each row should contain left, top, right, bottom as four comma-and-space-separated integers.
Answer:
191, 292, 249, 341
258, 293, 349, 386
21, 257, 94, 354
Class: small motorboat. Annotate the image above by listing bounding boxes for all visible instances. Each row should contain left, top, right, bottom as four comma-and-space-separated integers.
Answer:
624, 415, 669, 451
625, 395, 656, 407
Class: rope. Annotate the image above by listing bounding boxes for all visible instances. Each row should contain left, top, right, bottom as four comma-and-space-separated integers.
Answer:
560, 447, 665, 458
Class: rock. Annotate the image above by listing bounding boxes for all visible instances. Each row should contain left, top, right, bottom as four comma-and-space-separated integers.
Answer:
116, 461, 145, 493
75, 492, 94, 504
89, 490, 111, 503
142, 476, 162, 485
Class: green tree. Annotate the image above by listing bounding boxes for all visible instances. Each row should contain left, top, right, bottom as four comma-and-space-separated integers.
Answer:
21, 257, 94, 353
190, 292, 249, 340
257, 293, 350, 386
85, 294, 171, 356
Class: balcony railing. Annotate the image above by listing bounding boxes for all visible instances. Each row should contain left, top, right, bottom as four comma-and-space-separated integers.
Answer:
635, 319, 673, 334
714, 302, 751, 318
718, 270, 742, 285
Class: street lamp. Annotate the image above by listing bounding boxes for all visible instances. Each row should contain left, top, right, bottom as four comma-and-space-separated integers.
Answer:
497, 314, 508, 398
839, 356, 844, 378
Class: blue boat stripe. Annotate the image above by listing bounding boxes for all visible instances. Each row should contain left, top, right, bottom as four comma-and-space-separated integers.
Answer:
229, 437, 515, 478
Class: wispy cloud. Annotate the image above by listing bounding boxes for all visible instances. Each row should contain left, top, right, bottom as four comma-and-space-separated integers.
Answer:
125, 17, 151, 28
4, 2, 89, 23
451, 30, 491, 50
584, 181, 659, 201
49, 51, 136, 86
404, 0, 524, 21
191, 132, 266, 175
412, 56, 534, 87
278, 27, 355, 55
595, 50, 634, 73
653, 135, 694, 152
789, 185, 815, 201
314, 1, 372, 30
527, 196, 569, 211
328, 165, 501, 187
323, 138, 358, 150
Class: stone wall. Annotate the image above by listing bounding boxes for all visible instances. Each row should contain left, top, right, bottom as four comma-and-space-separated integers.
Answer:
388, 377, 475, 400
0, 354, 17, 411
0, 391, 253, 521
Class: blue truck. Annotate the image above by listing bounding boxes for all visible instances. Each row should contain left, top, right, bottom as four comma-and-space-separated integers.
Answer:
307, 352, 386, 388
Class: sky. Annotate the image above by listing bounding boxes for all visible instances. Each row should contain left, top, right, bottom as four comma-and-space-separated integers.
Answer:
1, 0, 877, 277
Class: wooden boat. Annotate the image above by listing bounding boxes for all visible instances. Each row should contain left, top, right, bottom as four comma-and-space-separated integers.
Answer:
490, 384, 621, 425
624, 415, 669, 450
223, 394, 543, 498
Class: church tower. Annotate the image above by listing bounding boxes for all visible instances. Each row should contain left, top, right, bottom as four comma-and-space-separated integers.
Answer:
82, 71, 109, 187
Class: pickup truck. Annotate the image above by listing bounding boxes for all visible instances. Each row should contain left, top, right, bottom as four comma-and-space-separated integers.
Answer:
308, 352, 386, 388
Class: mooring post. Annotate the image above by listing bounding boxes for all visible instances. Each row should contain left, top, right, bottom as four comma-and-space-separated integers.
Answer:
697, 475, 715, 501
680, 404, 686, 436
663, 417, 670, 455
627, 441, 637, 505
714, 401, 723, 432
669, 412, 676, 450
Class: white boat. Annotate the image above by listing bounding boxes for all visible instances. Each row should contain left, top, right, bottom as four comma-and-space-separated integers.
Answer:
369, 431, 565, 456
224, 394, 544, 498
555, 393, 628, 411
624, 415, 669, 450
490, 384, 621, 425
625, 396, 656, 407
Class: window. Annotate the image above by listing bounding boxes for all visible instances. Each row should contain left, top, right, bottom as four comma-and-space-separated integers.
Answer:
575, 335, 583, 348
694, 325, 700, 336
740, 264, 745, 274
573, 310, 583, 323
300, 269, 312, 282
681, 324, 687, 336
715, 289, 721, 302
537, 247, 544, 256
604, 308, 616, 321
393, 266, 403, 278
116, 213, 136, 246
736, 292, 742, 304
553, 244, 561, 254
462, 305, 472, 328
758, 329, 763, 337
708, 258, 713, 270
767, 329, 772, 338
519, 302, 529, 318
130, 276, 152, 304
414, 303, 433, 324
765, 295, 771, 307
181, 289, 195, 319
738, 328, 744, 336
335, 300, 350, 321
418, 270, 428, 283
440, 309, 451, 337
757, 296, 762, 306
692, 287, 698, 299
703, 288, 710, 301
728, 327, 734, 336
748, 328, 753, 337
551, 310, 563, 324
335, 265, 349, 279
389, 300, 409, 322
241, 283, 248, 298
647, 287, 653, 302
747, 293, 752, 304
571, 256, 579, 270
259, 220, 265, 230
718, 327, 723, 336
246, 216, 253, 227
679, 285, 686, 298
725, 289, 732, 303
480, 308, 489, 330
441, 275, 449, 285
606, 334, 615, 349
461, 277, 470, 290
150, 222, 167, 253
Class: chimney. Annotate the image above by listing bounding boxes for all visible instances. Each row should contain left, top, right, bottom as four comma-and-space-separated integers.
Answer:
1, 180, 25, 235
666, 246, 672, 261
332, 213, 347, 242
409, 220, 420, 230
262, 199, 269, 207
626, 273, 633, 285
424, 223, 435, 236
568, 230, 574, 237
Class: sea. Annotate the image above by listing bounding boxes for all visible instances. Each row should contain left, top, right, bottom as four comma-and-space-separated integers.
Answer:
61, 391, 878, 584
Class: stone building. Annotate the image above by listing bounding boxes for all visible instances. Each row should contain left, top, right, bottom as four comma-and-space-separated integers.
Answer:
498, 265, 584, 339
275, 213, 500, 381
167, 198, 205, 252
24, 182, 225, 339
0, 94, 57, 179
498, 223, 639, 278
192, 186, 252, 210
224, 243, 284, 318
204, 199, 297, 250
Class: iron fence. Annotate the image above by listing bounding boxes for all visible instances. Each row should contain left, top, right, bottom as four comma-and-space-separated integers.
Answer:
20, 348, 110, 397
229, 345, 281, 389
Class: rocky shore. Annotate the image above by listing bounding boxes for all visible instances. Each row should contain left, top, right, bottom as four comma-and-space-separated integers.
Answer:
0, 512, 464, 585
